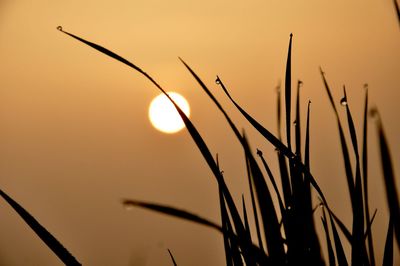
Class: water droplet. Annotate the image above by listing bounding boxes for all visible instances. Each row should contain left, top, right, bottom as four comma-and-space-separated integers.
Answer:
56, 26, 63, 31
293, 120, 297, 126
340, 97, 348, 106
215, 77, 221, 85
256, 149, 263, 156
123, 203, 134, 211
298, 80, 303, 87
287, 205, 292, 211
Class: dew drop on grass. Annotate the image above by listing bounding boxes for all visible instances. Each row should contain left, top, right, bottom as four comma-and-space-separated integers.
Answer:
122, 202, 134, 211
340, 97, 348, 106
56, 26, 63, 31
215, 77, 221, 85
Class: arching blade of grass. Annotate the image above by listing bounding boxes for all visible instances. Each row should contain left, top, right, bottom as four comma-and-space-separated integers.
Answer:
122, 199, 222, 232
216, 76, 328, 207
0, 189, 81, 266
242, 135, 285, 265
327, 206, 352, 242
373, 109, 400, 247
362, 86, 375, 265
342, 87, 365, 265
167, 249, 178, 266
58, 28, 253, 257
382, 217, 393, 266
320, 69, 355, 208
285, 33, 293, 152
321, 208, 336, 266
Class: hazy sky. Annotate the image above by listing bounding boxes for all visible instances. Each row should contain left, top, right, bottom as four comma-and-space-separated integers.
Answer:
0, 1, 399, 265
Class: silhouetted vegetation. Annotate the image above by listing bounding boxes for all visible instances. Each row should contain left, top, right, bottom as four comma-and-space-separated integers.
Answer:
56, 27, 398, 265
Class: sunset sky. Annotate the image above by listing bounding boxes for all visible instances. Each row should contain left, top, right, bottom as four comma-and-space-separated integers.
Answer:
0, 1, 399, 265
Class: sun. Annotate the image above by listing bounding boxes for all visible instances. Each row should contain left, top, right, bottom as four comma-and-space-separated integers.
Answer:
148, 92, 190, 134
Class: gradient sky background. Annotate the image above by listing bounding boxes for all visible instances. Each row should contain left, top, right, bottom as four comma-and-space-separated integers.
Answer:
0, 1, 399, 265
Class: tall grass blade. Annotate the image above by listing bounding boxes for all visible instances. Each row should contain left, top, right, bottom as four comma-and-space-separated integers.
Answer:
285, 34, 293, 152
382, 217, 393, 266
342, 87, 365, 265
276, 82, 282, 140
373, 109, 400, 247
295, 80, 302, 158
0, 189, 81, 266
167, 249, 178, 266
245, 150, 264, 251
219, 183, 235, 266
362, 86, 375, 265
328, 211, 349, 266
321, 208, 336, 266
242, 196, 251, 239
320, 69, 355, 208
243, 135, 285, 265
256, 149, 285, 214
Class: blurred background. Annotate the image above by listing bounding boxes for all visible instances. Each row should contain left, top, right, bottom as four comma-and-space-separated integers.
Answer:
0, 0, 399, 265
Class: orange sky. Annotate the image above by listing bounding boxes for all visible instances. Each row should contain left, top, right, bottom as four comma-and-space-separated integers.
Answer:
0, 1, 399, 265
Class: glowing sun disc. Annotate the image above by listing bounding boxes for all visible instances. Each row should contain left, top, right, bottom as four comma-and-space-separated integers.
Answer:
148, 92, 190, 133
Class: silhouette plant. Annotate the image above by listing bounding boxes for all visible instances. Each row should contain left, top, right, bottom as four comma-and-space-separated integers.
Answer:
58, 27, 398, 266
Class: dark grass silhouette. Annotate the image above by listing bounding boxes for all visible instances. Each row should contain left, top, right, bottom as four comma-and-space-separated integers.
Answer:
0, 189, 81, 265
57, 27, 399, 265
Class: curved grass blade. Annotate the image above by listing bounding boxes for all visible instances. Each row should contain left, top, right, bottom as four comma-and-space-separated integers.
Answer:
122, 199, 222, 232
167, 249, 178, 266
373, 109, 400, 247
0, 189, 81, 266
320, 69, 355, 208
58, 28, 251, 255
215, 76, 328, 207
327, 206, 352, 243
382, 217, 393, 266
285, 34, 293, 152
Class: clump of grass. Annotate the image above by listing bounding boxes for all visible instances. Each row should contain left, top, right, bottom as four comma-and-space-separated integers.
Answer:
59, 27, 398, 265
